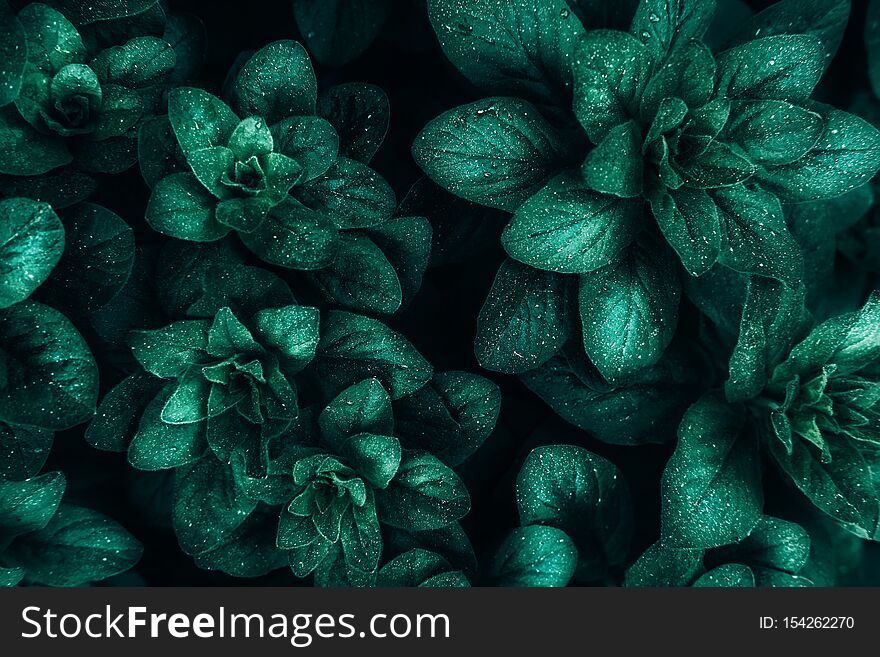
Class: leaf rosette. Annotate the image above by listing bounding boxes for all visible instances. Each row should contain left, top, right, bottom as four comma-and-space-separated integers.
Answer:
414, 0, 880, 387
0, 3, 176, 181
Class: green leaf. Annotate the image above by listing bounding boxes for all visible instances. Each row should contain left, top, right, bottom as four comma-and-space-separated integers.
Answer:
0, 2, 25, 106
270, 115, 337, 182
85, 372, 163, 452
725, 0, 850, 69
692, 563, 755, 587
342, 433, 402, 490
297, 158, 396, 229
393, 371, 501, 467
519, 350, 690, 446
364, 216, 432, 306
502, 172, 639, 274
716, 35, 825, 103
229, 40, 316, 123
294, 0, 391, 67
0, 106, 71, 175
651, 186, 722, 276
712, 184, 804, 287
413, 97, 571, 212
239, 200, 338, 270
679, 141, 756, 188
579, 238, 680, 382
427, 0, 585, 107
38, 203, 135, 315
726, 277, 806, 403
173, 455, 257, 556
7, 504, 142, 586
662, 395, 763, 549
168, 87, 239, 159
377, 548, 468, 587
640, 39, 716, 115
489, 525, 577, 587
17, 4, 85, 74
774, 292, 880, 380
0, 566, 24, 586
573, 29, 650, 144
758, 108, 880, 203
517, 445, 632, 581
0, 301, 98, 430
146, 172, 229, 242
193, 505, 287, 578
374, 450, 470, 531
582, 121, 644, 198
251, 305, 320, 373
138, 115, 182, 188
629, 0, 716, 62
89, 36, 176, 88
625, 541, 703, 587
49, 0, 159, 24
0, 198, 63, 309
128, 385, 207, 470
317, 83, 389, 163
710, 515, 811, 575
315, 310, 432, 400
318, 378, 394, 449
129, 320, 209, 378
306, 233, 402, 315
476, 259, 568, 373
0, 422, 52, 480
0, 472, 64, 540
767, 436, 879, 539
723, 100, 824, 165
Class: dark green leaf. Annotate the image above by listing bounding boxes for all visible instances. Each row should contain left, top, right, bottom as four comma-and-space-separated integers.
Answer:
489, 525, 577, 587
315, 310, 432, 400
625, 541, 703, 587
725, 0, 850, 68
0, 422, 52, 480
306, 233, 402, 315
0, 2, 25, 107
86, 372, 163, 453
476, 259, 568, 373
712, 184, 804, 287
0, 198, 63, 309
758, 108, 880, 203
317, 83, 389, 163
294, 0, 391, 67
574, 29, 650, 143
318, 378, 393, 450
39, 203, 135, 315
629, 0, 716, 62
0, 106, 71, 175
517, 444, 632, 581
0, 301, 98, 430
502, 172, 639, 274
7, 504, 142, 586
662, 395, 763, 549
375, 450, 470, 531
579, 238, 680, 382
173, 455, 256, 556
146, 172, 229, 242
413, 97, 571, 212
692, 563, 755, 587
0, 471, 64, 540
651, 186, 722, 276
228, 40, 316, 123
427, 0, 585, 107
168, 87, 238, 159
723, 100, 823, 165
377, 548, 468, 587
726, 277, 806, 403
716, 35, 825, 103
